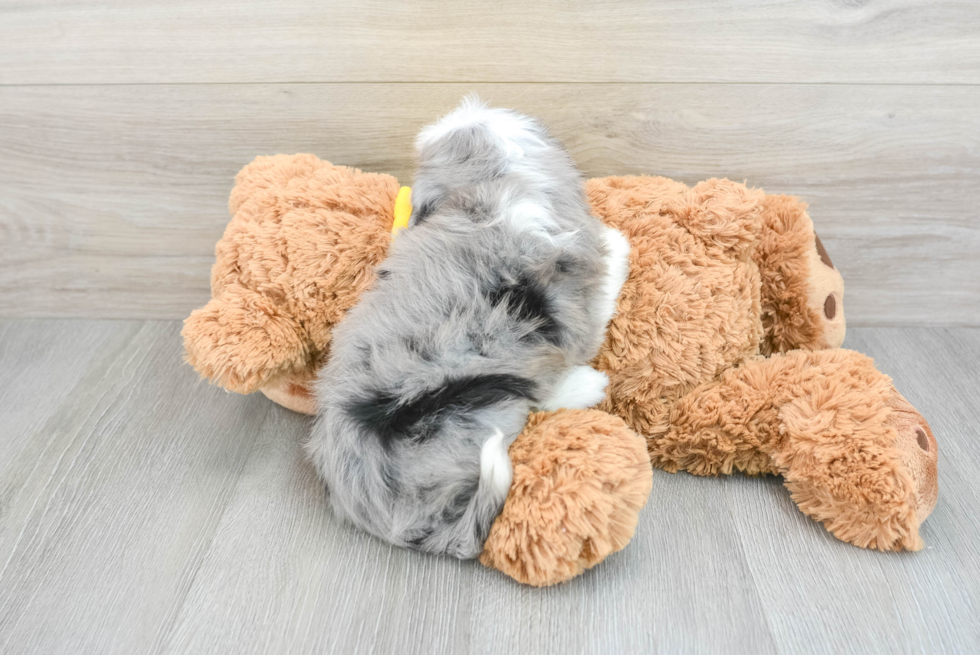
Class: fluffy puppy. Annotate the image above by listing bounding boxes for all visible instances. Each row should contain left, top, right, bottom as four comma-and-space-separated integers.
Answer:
308, 97, 631, 559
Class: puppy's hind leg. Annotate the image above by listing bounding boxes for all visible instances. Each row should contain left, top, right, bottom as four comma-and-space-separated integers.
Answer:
540, 366, 609, 411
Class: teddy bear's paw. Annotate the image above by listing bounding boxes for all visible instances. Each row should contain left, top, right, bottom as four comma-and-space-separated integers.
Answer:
539, 366, 609, 411
259, 373, 317, 414
480, 409, 653, 586
774, 352, 938, 551
886, 388, 939, 525
182, 288, 310, 394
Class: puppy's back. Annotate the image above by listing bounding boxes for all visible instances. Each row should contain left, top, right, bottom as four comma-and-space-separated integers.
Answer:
310, 97, 611, 559
312, 358, 533, 557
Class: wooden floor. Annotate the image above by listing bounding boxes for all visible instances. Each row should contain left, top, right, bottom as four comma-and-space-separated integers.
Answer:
0, 320, 977, 654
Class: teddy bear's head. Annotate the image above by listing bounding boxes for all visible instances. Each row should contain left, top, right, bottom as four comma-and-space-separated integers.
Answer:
755, 194, 846, 355
182, 155, 398, 411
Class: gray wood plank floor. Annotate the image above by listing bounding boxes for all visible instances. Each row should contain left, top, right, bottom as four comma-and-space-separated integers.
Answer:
0, 320, 977, 654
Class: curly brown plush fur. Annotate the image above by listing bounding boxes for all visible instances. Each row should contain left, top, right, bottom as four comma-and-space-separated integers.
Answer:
586, 175, 765, 444
184, 155, 398, 394
755, 194, 846, 355
480, 409, 653, 586
184, 154, 938, 586
654, 349, 937, 551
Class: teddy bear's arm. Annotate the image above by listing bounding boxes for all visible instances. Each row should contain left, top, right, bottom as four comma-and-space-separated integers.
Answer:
184, 154, 401, 398
652, 349, 938, 552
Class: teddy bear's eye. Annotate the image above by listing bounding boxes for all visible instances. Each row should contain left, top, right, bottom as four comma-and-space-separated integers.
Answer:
916, 428, 930, 452
824, 293, 836, 320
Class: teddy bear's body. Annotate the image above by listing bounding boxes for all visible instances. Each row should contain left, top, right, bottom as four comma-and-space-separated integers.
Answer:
184, 154, 938, 586
589, 176, 768, 442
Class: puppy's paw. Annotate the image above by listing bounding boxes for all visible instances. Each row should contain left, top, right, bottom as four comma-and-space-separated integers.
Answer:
541, 366, 609, 411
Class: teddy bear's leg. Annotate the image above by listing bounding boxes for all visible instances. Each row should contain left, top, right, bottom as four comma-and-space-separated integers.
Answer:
480, 409, 653, 586
653, 349, 938, 551
755, 194, 846, 354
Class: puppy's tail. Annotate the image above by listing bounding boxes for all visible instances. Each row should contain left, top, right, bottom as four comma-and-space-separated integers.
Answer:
440, 427, 513, 560
479, 428, 514, 509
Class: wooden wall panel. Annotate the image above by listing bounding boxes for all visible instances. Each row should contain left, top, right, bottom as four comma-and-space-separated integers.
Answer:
1, 1, 978, 84
1, 83, 977, 323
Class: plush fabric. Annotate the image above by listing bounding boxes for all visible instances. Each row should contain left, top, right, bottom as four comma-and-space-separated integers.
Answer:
480, 409, 652, 586
184, 154, 939, 587
755, 194, 846, 354
184, 154, 398, 394
586, 176, 766, 444
654, 349, 938, 551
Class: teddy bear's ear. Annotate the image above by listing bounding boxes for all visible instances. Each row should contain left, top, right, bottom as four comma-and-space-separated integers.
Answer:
228, 154, 329, 216
182, 286, 310, 395
678, 179, 766, 259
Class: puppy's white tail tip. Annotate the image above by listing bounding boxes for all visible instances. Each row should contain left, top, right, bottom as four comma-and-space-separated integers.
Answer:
480, 429, 513, 503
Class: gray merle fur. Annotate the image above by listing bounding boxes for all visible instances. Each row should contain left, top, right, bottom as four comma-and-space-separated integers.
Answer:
308, 96, 619, 559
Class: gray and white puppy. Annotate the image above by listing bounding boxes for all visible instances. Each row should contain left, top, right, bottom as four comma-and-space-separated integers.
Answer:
308, 97, 631, 559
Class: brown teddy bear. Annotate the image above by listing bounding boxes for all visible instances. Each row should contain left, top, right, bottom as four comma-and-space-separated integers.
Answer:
183, 154, 938, 586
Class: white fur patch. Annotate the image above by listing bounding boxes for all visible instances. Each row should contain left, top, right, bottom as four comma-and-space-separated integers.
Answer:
597, 227, 631, 326
509, 199, 558, 233
541, 366, 609, 411
480, 429, 513, 502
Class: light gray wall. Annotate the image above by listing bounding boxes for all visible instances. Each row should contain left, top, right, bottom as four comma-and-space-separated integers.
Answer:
1, 1, 978, 324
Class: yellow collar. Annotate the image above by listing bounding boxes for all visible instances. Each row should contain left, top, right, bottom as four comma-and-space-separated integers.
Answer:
391, 186, 412, 236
